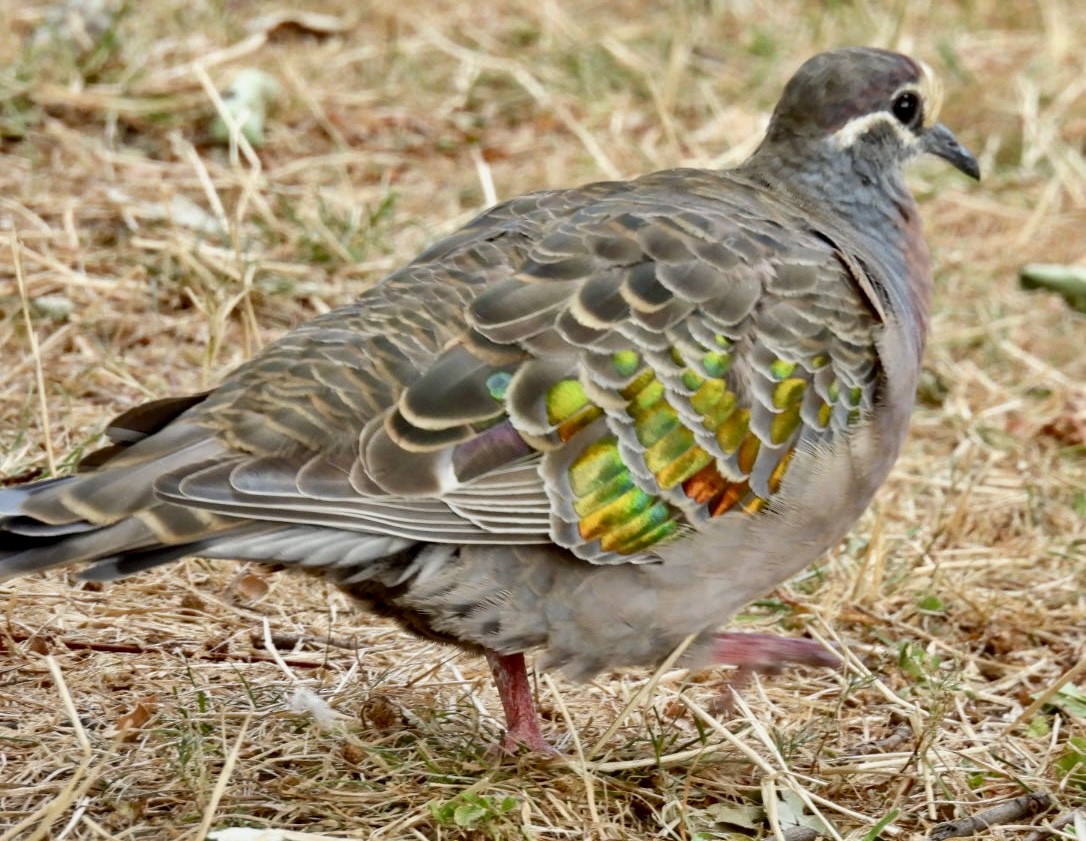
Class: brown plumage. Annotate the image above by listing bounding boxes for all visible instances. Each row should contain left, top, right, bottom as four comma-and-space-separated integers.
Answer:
1, 47, 978, 752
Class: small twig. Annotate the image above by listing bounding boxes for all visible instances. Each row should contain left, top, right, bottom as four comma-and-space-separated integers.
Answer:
422, 27, 621, 179
470, 146, 498, 207
191, 714, 251, 841
841, 723, 913, 757
731, 689, 843, 841
929, 792, 1052, 841
679, 691, 879, 832
263, 616, 302, 684
997, 339, 1078, 391
5, 632, 331, 669
47, 654, 92, 761
139, 33, 268, 92
256, 631, 362, 652
0, 657, 95, 841
443, 659, 496, 727
587, 633, 696, 757
1024, 807, 1086, 841
543, 673, 598, 825
1007, 655, 1086, 732
77, 814, 114, 840
53, 796, 87, 841
13, 235, 57, 476
586, 744, 717, 772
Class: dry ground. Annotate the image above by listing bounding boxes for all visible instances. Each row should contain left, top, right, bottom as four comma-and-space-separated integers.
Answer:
1, 0, 1085, 839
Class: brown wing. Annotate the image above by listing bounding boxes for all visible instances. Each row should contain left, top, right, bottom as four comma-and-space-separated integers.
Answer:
161, 171, 885, 562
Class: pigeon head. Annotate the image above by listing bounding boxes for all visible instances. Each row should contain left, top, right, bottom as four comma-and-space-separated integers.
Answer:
750, 47, 980, 186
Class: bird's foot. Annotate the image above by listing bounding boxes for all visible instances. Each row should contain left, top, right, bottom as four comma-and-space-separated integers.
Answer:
484, 649, 559, 756
707, 632, 839, 715
710, 631, 839, 672
497, 723, 560, 756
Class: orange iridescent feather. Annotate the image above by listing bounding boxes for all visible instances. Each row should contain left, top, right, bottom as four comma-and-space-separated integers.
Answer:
537, 342, 855, 554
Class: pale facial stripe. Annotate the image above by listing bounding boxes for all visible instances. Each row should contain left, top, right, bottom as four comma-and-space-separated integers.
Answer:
832, 62, 945, 151
832, 109, 923, 151
917, 61, 944, 129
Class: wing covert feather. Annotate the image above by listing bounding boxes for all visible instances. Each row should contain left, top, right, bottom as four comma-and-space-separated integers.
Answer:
155, 171, 884, 564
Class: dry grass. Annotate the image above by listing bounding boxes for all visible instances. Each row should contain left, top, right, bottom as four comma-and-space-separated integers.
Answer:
1, 0, 1085, 838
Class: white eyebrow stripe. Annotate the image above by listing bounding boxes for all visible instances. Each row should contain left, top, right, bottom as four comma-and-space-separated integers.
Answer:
917, 62, 943, 128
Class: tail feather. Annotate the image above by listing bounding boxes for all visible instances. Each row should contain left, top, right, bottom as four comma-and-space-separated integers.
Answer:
0, 416, 231, 581
76, 392, 211, 471
17, 437, 222, 527
3, 515, 101, 537
0, 480, 72, 515
0, 394, 426, 587
77, 529, 265, 581
0, 516, 157, 580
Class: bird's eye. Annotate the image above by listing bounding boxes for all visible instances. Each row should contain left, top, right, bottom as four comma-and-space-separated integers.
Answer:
891, 92, 921, 126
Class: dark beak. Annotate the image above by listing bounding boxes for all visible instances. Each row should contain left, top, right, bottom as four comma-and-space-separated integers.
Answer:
923, 123, 980, 180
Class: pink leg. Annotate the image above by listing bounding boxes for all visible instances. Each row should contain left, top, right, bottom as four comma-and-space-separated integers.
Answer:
709, 632, 839, 714
484, 649, 556, 755
710, 632, 840, 671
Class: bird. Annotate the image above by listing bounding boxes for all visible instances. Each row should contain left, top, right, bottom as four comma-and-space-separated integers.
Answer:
0, 47, 979, 754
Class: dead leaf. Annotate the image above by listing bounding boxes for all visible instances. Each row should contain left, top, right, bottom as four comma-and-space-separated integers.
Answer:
1038, 406, 1086, 447
232, 570, 270, 601
775, 790, 832, 835
705, 801, 762, 830
248, 11, 347, 40
114, 696, 158, 737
